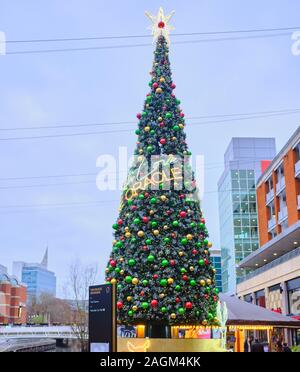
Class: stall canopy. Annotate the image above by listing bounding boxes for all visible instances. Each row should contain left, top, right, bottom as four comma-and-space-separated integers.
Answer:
219, 294, 300, 327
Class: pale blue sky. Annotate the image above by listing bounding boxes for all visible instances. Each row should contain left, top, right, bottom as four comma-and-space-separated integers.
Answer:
0, 0, 299, 297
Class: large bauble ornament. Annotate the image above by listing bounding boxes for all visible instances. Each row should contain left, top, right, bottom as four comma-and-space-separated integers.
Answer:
137, 231, 145, 238
151, 299, 158, 308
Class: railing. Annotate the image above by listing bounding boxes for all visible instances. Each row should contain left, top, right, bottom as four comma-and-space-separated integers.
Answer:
238, 246, 300, 283
266, 189, 274, 205
276, 177, 286, 195
268, 216, 276, 231
295, 160, 300, 177
278, 206, 288, 224
0, 325, 77, 339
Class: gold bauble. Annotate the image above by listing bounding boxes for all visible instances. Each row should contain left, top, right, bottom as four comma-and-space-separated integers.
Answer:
119, 257, 124, 262
160, 195, 167, 202
167, 278, 174, 285
127, 296, 132, 302
132, 305, 138, 311
137, 230, 145, 238
132, 278, 139, 285
189, 266, 194, 272
208, 242, 213, 248
213, 268, 217, 274
158, 116, 163, 122
149, 210, 154, 215
179, 123, 184, 129
172, 136, 176, 141
156, 87, 162, 94
110, 278, 117, 285
159, 77, 165, 83
124, 226, 129, 232
163, 225, 169, 230
178, 251, 184, 257
113, 239, 117, 245
170, 313, 176, 319
125, 232, 131, 238
206, 279, 212, 285
139, 149, 143, 154
159, 293, 165, 299
204, 250, 208, 255
186, 234, 193, 240
144, 126, 150, 132
120, 270, 124, 275
200, 279, 206, 286
153, 230, 160, 236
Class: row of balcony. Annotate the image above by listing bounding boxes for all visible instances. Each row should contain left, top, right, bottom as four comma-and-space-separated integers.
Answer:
267, 206, 288, 231
266, 177, 285, 205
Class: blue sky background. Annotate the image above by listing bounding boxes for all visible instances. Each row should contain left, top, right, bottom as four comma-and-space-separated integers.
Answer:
0, 0, 299, 297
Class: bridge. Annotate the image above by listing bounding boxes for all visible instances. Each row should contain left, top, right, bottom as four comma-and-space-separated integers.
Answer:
0, 326, 78, 339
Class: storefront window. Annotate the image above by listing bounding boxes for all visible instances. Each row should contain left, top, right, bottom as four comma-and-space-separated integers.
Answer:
255, 289, 266, 308
287, 277, 300, 316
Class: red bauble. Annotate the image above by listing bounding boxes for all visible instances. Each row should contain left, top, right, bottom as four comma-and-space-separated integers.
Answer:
166, 210, 172, 216
185, 302, 193, 309
201, 218, 206, 224
171, 83, 176, 89
204, 294, 209, 299
140, 291, 145, 296
179, 194, 185, 199
179, 211, 187, 218
143, 246, 148, 251
158, 21, 165, 28
160, 138, 166, 145
131, 206, 137, 211
182, 275, 188, 281
204, 258, 209, 265
120, 236, 125, 241
117, 301, 123, 310
151, 299, 158, 308
110, 259, 116, 267
136, 113, 142, 119
180, 112, 185, 118
152, 82, 158, 89
153, 274, 158, 279
176, 297, 180, 304
159, 122, 164, 128
170, 259, 175, 266
117, 219, 123, 225
142, 216, 149, 223
192, 249, 198, 255
144, 192, 149, 197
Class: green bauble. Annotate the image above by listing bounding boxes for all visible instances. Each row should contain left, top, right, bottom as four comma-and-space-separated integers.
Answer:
164, 237, 171, 243
125, 276, 132, 284
161, 306, 167, 313
160, 279, 168, 287
181, 238, 188, 245
115, 267, 121, 274
142, 279, 148, 286
198, 259, 205, 266
190, 279, 196, 287
128, 259, 136, 267
133, 218, 141, 225
175, 285, 181, 291
115, 241, 123, 248
147, 254, 155, 263
128, 310, 133, 317
139, 194, 145, 200
150, 197, 157, 204
180, 268, 186, 274
161, 259, 168, 267
151, 221, 158, 228
145, 239, 152, 245
165, 112, 172, 119
112, 223, 118, 230
172, 220, 179, 227
142, 302, 149, 309
178, 307, 185, 315
173, 125, 180, 131
147, 145, 153, 153
135, 129, 140, 135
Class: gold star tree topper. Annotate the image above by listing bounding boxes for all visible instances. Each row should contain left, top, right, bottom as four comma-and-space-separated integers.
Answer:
145, 7, 175, 45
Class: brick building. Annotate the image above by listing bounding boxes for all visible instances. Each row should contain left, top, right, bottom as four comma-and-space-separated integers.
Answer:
0, 265, 27, 324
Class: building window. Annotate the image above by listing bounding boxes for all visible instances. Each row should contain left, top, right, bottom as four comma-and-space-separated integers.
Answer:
287, 277, 300, 315
294, 142, 300, 162
255, 289, 266, 308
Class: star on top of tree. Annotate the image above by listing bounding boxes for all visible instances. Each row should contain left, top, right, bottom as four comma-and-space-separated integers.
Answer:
145, 7, 175, 45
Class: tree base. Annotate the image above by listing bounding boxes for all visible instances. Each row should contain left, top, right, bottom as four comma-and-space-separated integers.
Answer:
145, 323, 171, 338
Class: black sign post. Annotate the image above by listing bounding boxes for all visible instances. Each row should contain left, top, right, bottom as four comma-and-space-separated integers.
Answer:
89, 284, 117, 352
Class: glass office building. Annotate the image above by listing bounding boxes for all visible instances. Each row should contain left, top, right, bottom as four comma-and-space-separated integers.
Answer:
13, 249, 56, 301
218, 138, 276, 294
210, 250, 222, 293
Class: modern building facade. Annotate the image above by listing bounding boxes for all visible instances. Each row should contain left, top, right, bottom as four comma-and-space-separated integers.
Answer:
210, 249, 222, 293
218, 138, 276, 294
0, 265, 27, 324
237, 128, 300, 334
13, 249, 56, 301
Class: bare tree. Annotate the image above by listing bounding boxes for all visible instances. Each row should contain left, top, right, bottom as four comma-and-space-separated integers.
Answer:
66, 260, 98, 352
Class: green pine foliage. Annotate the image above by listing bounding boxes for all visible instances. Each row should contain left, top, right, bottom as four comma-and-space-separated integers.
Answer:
106, 35, 219, 326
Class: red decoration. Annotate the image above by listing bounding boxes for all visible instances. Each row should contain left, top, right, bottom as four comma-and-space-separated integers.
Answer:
153, 82, 158, 89
153, 274, 158, 279
110, 259, 116, 267
117, 219, 123, 225
158, 21, 165, 28
179, 211, 187, 218
180, 112, 185, 118
136, 113, 142, 119
145, 192, 149, 198
117, 301, 123, 310
176, 297, 180, 304
151, 299, 158, 308
159, 122, 164, 128
201, 218, 206, 224
170, 259, 175, 266
204, 258, 209, 265
192, 249, 198, 255
160, 138, 166, 145
179, 194, 185, 199
131, 206, 137, 211
185, 302, 193, 309
182, 275, 188, 281
171, 83, 176, 89
142, 216, 149, 223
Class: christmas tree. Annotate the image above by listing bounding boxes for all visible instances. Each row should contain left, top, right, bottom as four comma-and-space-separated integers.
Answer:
106, 8, 219, 331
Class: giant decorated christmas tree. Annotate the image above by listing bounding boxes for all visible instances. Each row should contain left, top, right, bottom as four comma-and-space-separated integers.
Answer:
106, 8, 219, 335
